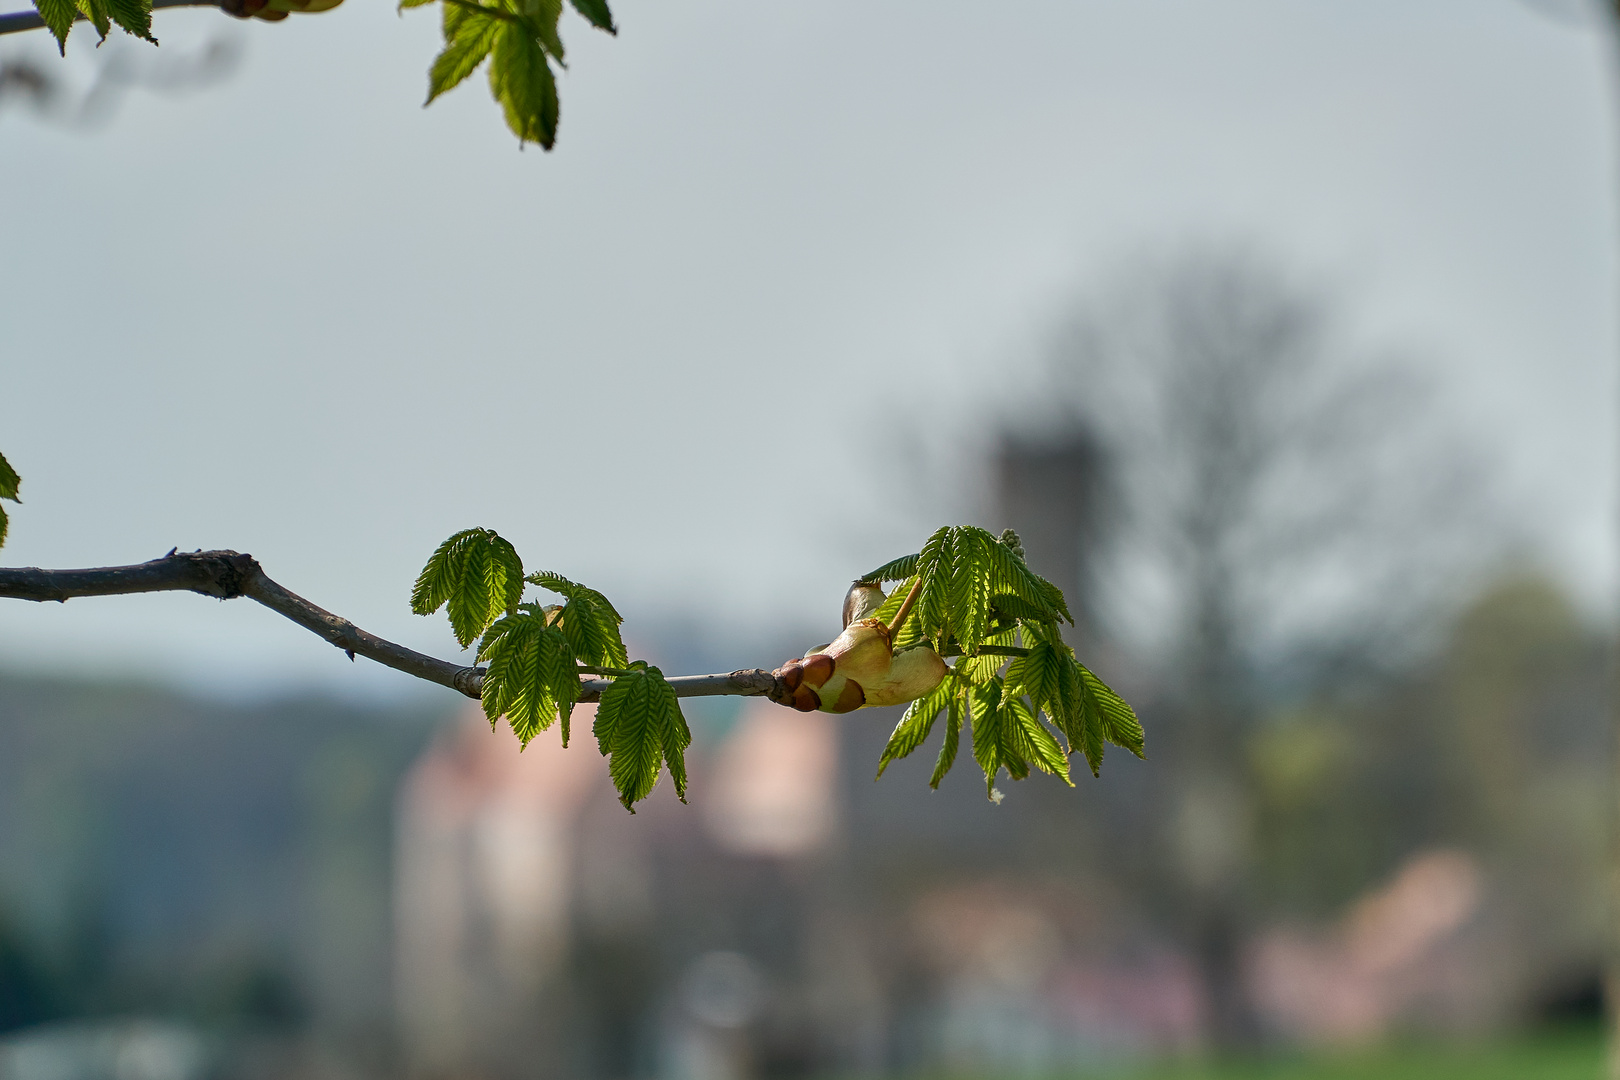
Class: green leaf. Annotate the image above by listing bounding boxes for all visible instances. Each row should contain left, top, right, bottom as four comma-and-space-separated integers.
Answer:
957, 625, 1018, 685
592, 661, 689, 810
526, 571, 627, 668
560, 594, 627, 668
886, 525, 1069, 655
984, 529, 1072, 625
33, 0, 77, 52
1002, 631, 1063, 720
929, 690, 964, 790
427, 4, 499, 103
1080, 663, 1145, 759
913, 526, 951, 649
968, 676, 1027, 798
105, 0, 153, 42
861, 551, 919, 584
876, 676, 953, 778
410, 528, 525, 648
475, 604, 578, 745
399, 0, 436, 8
660, 677, 692, 802
1004, 695, 1071, 784
488, 20, 558, 147
0, 451, 20, 504
946, 527, 994, 655
1061, 655, 1104, 776
567, 0, 613, 33
73, 0, 110, 40
525, 571, 623, 621
519, 0, 565, 59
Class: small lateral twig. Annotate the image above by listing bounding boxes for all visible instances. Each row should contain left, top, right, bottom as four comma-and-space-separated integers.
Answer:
885, 576, 924, 640
0, 0, 221, 37
943, 644, 1031, 660
0, 550, 782, 705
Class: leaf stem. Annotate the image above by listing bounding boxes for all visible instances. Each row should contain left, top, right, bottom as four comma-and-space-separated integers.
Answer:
946, 644, 1032, 660
577, 664, 633, 677
886, 576, 924, 641
439, 0, 522, 26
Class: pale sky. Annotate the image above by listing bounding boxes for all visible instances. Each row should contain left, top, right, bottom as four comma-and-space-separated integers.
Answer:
0, 0, 1614, 698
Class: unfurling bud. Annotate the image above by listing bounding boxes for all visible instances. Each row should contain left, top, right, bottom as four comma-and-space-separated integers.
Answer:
820, 619, 892, 687
842, 581, 886, 629
771, 611, 948, 715
801, 653, 835, 688
862, 647, 949, 708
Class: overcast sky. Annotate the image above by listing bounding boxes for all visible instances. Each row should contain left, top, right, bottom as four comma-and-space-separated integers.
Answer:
0, 0, 1614, 698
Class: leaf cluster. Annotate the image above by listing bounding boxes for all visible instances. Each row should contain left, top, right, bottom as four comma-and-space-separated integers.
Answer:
33, 0, 153, 55
404, 0, 615, 148
867, 527, 1143, 799
413, 526, 686, 810
0, 451, 18, 550
27, 0, 612, 150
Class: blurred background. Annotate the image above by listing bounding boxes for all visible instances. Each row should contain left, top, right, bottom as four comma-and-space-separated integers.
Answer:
0, 0, 1616, 1077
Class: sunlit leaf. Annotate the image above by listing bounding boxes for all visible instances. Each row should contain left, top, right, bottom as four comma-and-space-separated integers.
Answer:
105, 0, 153, 42
593, 661, 689, 810
929, 690, 964, 790
476, 604, 577, 744
567, 0, 613, 32
488, 20, 558, 147
1080, 662, 1144, 759
877, 676, 954, 777
33, 0, 78, 51
427, 3, 499, 103
410, 527, 525, 648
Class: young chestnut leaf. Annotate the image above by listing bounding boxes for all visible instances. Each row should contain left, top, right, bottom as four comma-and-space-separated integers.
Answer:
33, 0, 78, 52
876, 675, 954, 778
566, 0, 612, 33
427, 2, 500, 104
930, 690, 964, 790
526, 571, 628, 669
411, 527, 525, 648
593, 661, 690, 811
489, 20, 558, 147
0, 450, 18, 550
477, 604, 578, 745
1080, 662, 1145, 760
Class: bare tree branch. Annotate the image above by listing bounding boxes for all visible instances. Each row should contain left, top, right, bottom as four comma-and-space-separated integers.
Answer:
0, 550, 782, 705
0, 0, 220, 36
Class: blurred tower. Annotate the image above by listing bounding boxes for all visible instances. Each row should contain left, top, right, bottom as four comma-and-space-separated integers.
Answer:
394, 708, 603, 1080
991, 429, 1109, 641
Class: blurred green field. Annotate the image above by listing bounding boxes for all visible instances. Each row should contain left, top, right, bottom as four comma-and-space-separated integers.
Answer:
884, 1028, 1609, 1080
1079, 1028, 1606, 1080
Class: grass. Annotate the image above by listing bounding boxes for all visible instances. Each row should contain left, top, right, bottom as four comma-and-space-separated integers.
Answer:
870, 1027, 1609, 1080
1076, 1026, 1606, 1080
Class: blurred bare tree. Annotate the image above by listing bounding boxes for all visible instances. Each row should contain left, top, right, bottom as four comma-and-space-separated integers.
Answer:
0, 36, 237, 128
1014, 247, 1502, 1048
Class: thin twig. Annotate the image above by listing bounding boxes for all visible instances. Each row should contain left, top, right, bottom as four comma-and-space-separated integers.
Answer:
0, 0, 221, 37
438, 0, 522, 25
885, 575, 924, 640
0, 550, 782, 704
944, 644, 1032, 660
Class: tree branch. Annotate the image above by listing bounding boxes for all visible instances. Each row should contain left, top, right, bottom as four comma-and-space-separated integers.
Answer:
0, 0, 221, 37
0, 550, 783, 705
